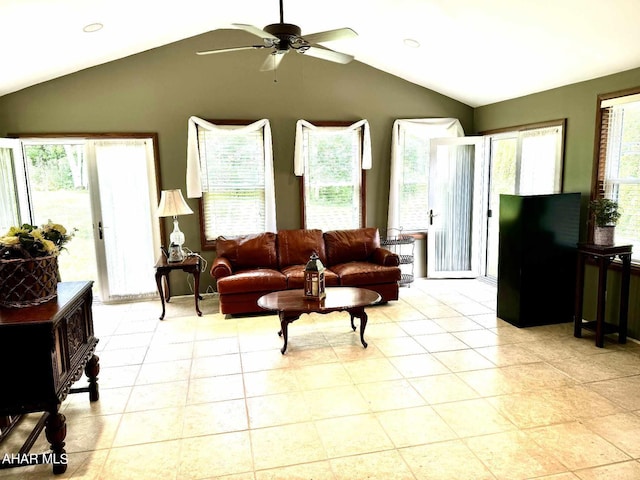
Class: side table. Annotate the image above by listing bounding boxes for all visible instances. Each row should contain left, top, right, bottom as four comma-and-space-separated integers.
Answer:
155, 255, 203, 320
574, 243, 632, 347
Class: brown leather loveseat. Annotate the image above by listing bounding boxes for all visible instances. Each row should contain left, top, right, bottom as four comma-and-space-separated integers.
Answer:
210, 227, 401, 315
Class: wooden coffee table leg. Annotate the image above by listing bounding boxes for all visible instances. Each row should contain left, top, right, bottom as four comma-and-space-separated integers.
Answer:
277, 312, 300, 354
348, 307, 368, 348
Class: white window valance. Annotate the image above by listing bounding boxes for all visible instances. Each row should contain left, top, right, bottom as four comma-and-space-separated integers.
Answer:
186, 116, 274, 199
294, 119, 372, 176
387, 118, 464, 231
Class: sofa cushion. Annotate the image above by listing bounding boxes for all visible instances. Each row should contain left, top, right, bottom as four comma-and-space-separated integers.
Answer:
216, 232, 278, 270
324, 228, 381, 266
216, 268, 286, 295
277, 229, 327, 268
280, 265, 340, 289
330, 262, 401, 286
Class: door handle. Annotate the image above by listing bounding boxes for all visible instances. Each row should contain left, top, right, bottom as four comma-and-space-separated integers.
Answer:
98, 221, 103, 240
429, 209, 439, 226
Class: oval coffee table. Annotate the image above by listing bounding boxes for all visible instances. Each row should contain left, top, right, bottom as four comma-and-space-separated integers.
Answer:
257, 287, 381, 354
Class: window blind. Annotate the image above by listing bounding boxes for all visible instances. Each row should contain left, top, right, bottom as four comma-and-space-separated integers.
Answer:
197, 126, 267, 240
302, 126, 363, 230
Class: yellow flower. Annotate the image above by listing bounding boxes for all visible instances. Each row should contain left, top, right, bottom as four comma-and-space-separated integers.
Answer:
42, 239, 57, 254
0, 235, 20, 246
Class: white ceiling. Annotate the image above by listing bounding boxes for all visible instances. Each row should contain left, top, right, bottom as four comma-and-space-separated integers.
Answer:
2, 0, 640, 107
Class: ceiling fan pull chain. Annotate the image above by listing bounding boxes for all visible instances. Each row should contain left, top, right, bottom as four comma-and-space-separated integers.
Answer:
279, 0, 284, 23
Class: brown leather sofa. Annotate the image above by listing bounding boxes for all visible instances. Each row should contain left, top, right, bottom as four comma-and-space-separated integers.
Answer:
210, 227, 401, 315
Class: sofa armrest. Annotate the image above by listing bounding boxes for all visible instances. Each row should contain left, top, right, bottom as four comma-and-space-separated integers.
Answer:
211, 256, 233, 279
372, 247, 400, 267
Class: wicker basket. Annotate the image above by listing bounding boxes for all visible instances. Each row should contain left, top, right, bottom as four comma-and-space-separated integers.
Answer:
0, 254, 58, 308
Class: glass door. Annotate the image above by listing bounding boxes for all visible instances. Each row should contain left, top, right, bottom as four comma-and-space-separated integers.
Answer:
85, 139, 161, 302
427, 137, 486, 278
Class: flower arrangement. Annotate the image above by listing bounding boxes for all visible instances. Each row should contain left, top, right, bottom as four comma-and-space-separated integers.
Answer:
0, 221, 75, 260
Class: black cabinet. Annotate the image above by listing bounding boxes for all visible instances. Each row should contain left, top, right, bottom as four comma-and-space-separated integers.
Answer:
497, 193, 580, 327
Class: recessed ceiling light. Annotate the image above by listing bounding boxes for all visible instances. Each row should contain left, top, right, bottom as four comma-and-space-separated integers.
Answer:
403, 38, 420, 48
83, 23, 103, 33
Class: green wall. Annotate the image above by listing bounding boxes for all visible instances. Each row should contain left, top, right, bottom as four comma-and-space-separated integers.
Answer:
474, 67, 640, 340
0, 30, 472, 295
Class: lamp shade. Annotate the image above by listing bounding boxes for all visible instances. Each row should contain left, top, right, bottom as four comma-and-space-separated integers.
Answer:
157, 189, 194, 217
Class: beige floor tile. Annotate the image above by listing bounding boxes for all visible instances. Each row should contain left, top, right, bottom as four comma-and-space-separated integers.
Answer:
144, 342, 194, 363
330, 450, 415, 480
99, 439, 181, 479
431, 315, 484, 332
187, 374, 244, 404
409, 373, 480, 404
65, 413, 121, 452
191, 353, 242, 377
113, 406, 184, 447
251, 422, 326, 470
315, 414, 393, 458
356, 379, 425, 412
243, 368, 301, 397
342, 357, 403, 384
397, 318, 446, 335
583, 412, 640, 458
388, 353, 450, 378
574, 460, 640, 480
255, 461, 335, 480
135, 359, 192, 385
192, 336, 240, 357
457, 367, 519, 396
453, 329, 503, 348
465, 431, 567, 479
182, 399, 248, 436
527, 422, 630, 470
475, 343, 542, 366
372, 336, 427, 356
400, 440, 495, 480
125, 381, 188, 412
178, 432, 253, 479
376, 405, 456, 447
588, 376, 640, 411
13, 277, 636, 480
303, 385, 370, 419
295, 362, 352, 390
433, 398, 516, 438
246, 392, 312, 428
241, 349, 294, 372
432, 349, 496, 372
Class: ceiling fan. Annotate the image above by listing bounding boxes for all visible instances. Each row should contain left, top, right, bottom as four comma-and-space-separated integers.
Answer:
197, 0, 358, 72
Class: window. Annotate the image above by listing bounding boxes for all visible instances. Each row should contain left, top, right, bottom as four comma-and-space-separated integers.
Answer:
295, 120, 370, 230
388, 118, 464, 233
484, 121, 565, 277
596, 90, 640, 263
188, 118, 276, 248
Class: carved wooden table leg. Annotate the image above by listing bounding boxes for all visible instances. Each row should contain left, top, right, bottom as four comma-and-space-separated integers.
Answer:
85, 354, 100, 402
348, 307, 368, 348
277, 312, 300, 354
155, 270, 167, 320
45, 410, 67, 474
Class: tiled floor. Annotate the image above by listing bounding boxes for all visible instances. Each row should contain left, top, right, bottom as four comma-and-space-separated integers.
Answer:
1, 278, 640, 479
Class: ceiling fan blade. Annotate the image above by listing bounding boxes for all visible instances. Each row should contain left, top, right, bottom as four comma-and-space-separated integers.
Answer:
259, 52, 286, 72
197, 45, 267, 56
302, 46, 354, 64
303, 27, 357, 45
232, 23, 279, 44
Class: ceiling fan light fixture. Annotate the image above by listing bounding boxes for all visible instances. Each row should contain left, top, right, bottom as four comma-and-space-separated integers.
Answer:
403, 38, 420, 48
83, 23, 104, 33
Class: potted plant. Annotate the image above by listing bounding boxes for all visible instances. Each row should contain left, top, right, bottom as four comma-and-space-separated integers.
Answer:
589, 198, 621, 246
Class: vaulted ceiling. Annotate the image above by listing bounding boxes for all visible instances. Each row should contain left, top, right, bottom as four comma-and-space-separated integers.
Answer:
3, 0, 639, 107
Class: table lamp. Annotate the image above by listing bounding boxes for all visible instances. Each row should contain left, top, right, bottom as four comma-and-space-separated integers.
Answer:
157, 189, 194, 262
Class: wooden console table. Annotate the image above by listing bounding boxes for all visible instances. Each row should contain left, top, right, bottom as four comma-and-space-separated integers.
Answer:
0, 281, 99, 474
154, 255, 203, 320
574, 243, 632, 347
